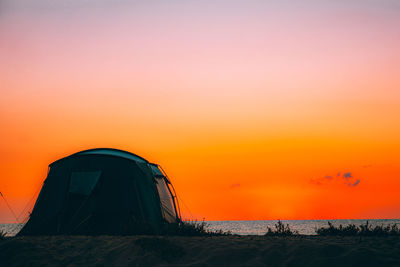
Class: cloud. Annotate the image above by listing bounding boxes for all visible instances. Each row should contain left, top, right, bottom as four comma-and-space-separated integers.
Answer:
343, 172, 352, 182
310, 175, 333, 185
230, 183, 240, 188
343, 172, 352, 178
311, 171, 361, 188
310, 178, 322, 185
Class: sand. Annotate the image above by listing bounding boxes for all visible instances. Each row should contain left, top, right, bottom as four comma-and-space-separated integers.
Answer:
1, 235, 399, 266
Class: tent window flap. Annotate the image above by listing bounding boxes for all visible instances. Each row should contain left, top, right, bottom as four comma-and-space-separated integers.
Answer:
155, 177, 176, 222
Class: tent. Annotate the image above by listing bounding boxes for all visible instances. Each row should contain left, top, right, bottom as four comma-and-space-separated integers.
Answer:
18, 148, 181, 235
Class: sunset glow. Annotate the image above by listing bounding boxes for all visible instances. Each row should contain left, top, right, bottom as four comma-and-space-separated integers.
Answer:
1, 0, 400, 222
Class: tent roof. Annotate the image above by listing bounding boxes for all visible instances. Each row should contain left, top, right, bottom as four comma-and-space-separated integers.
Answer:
50, 148, 149, 166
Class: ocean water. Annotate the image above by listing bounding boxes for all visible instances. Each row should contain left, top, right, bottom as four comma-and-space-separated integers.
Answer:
1, 219, 399, 236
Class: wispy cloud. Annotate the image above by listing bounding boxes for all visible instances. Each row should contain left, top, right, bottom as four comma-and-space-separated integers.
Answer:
311, 171, 361, 188
343, 172, 352, 178
352, 179, 360, 187
230, 183, 241, 188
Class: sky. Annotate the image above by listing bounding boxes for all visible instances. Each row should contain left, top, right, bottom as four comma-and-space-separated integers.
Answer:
1, 0, 400, 222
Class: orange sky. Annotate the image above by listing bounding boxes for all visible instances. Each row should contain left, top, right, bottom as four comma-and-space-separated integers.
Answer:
1, 0, 400, 222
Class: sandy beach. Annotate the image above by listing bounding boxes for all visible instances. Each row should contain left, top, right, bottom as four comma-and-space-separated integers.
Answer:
1, 235, 399, 266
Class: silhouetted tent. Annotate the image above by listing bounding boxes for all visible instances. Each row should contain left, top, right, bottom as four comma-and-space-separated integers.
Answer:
18, 148, 181, 235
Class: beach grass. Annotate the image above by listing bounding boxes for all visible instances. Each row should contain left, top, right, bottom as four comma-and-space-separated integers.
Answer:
265, 220, 299, 236
0, 230, 6, 240
315, 221, 400, 236
164, 220, 231, 236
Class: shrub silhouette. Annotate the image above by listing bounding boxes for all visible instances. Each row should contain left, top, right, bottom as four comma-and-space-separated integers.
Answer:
265, 220, 298, 236
0, 230, 6, 240
163, 220, 231, 236
316, 221, 400, 236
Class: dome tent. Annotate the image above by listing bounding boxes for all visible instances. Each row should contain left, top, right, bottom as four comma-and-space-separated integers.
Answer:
18, 148, 181, 235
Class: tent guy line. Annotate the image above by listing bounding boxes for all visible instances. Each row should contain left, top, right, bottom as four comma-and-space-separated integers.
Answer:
0, 191, 19, 223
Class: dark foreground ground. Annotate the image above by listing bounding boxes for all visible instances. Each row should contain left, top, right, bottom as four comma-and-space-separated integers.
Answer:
1, 235, 399, 266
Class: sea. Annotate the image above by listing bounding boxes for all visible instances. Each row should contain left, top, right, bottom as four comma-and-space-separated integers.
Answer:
1, 219, 400, 236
